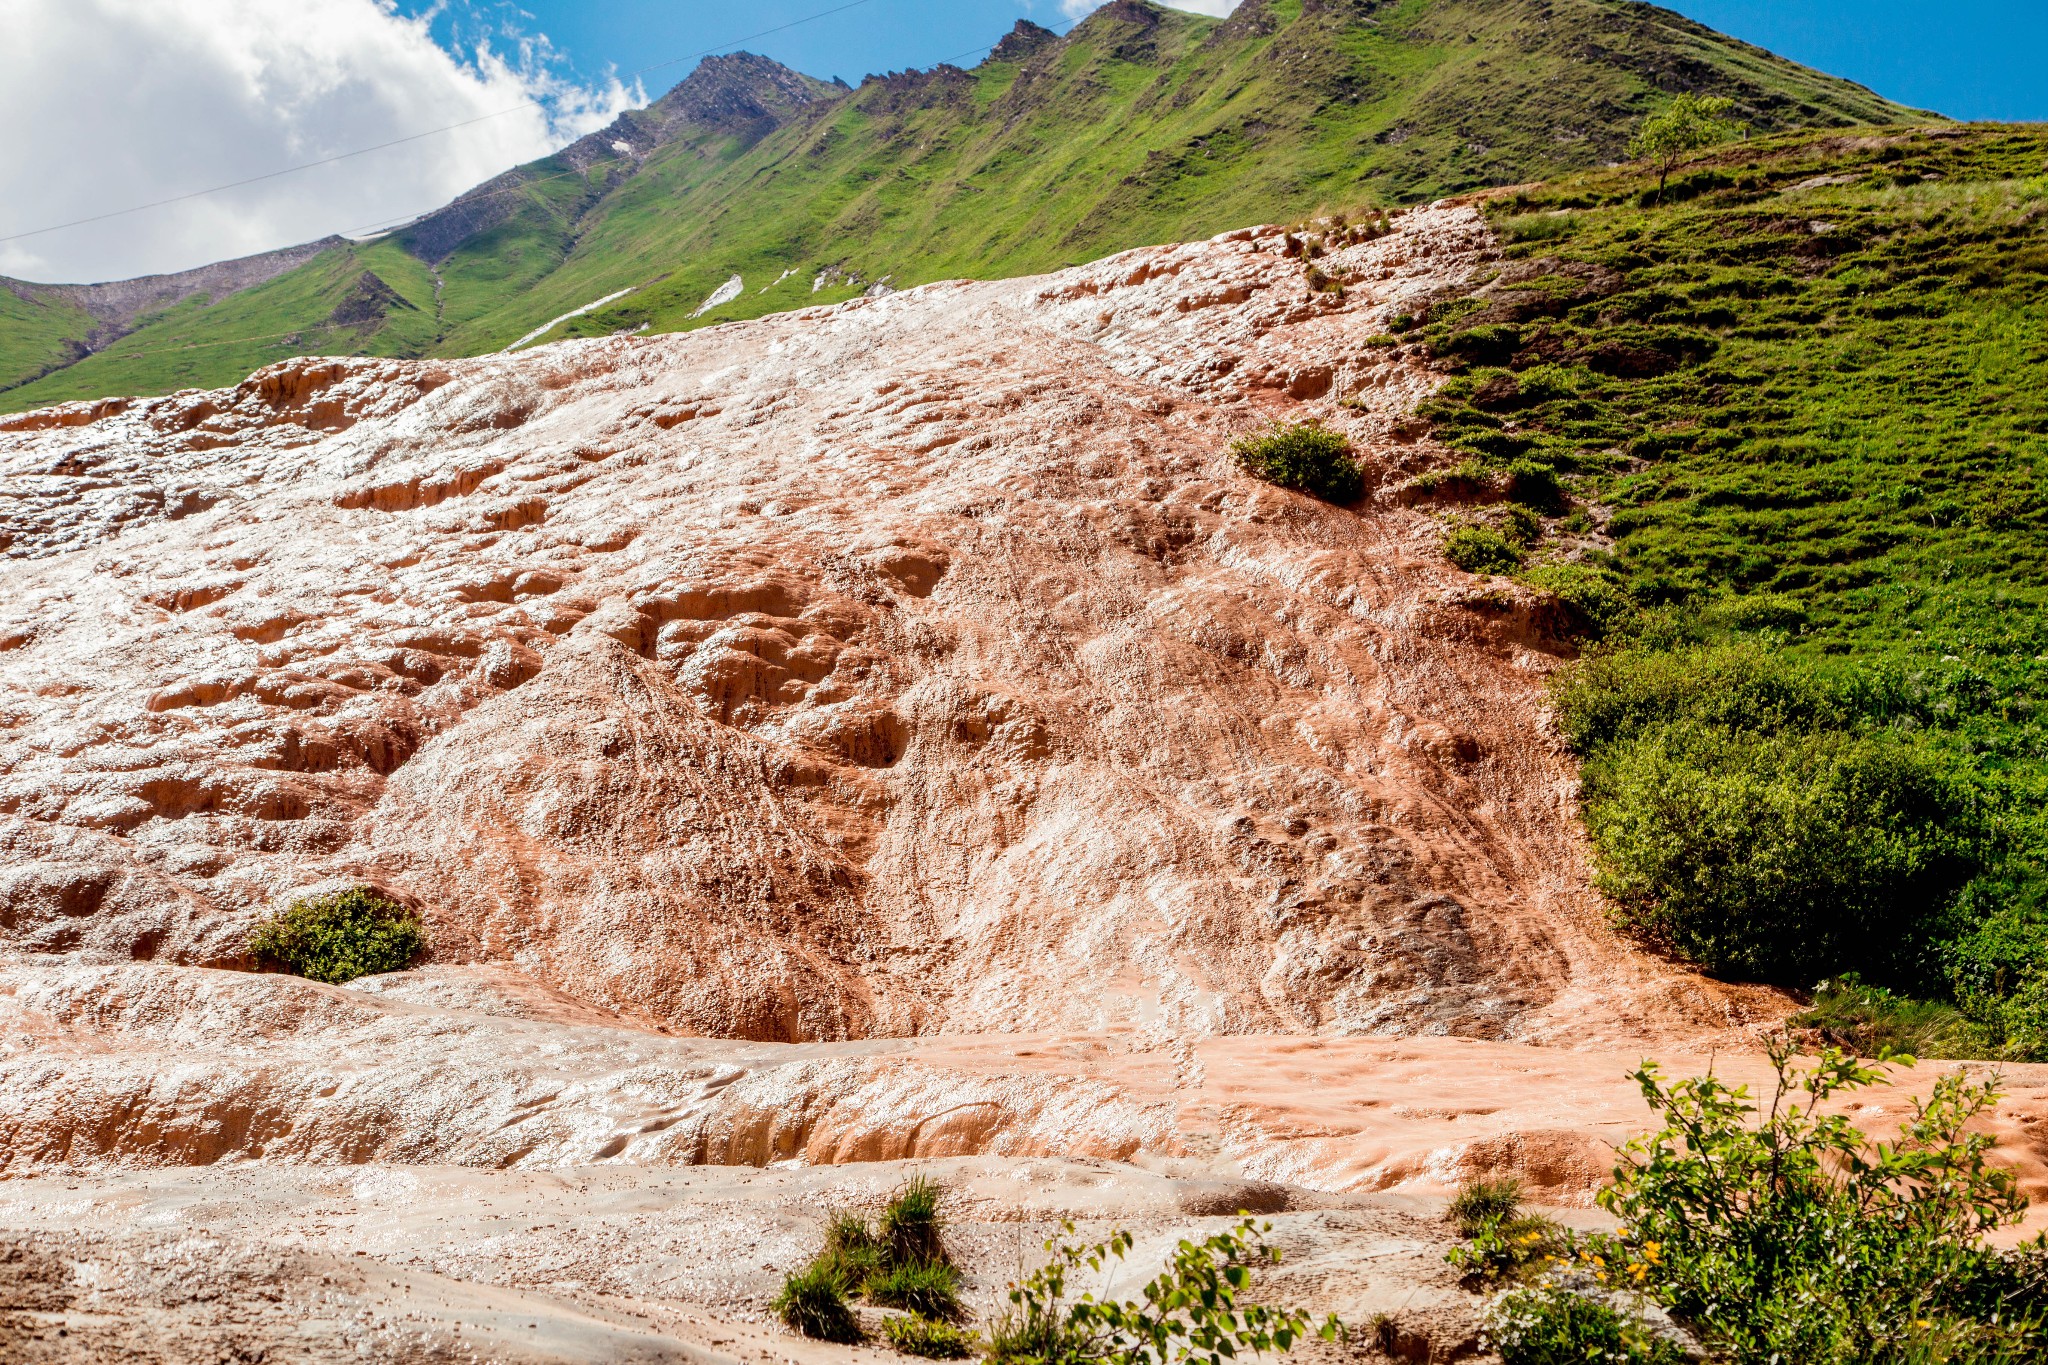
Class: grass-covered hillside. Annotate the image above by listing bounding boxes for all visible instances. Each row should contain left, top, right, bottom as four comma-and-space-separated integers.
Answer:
1405, 124, 2048, 1057
0, 0, 1912, 412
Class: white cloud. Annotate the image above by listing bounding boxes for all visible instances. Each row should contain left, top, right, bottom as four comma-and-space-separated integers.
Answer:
0, 0, 639, 283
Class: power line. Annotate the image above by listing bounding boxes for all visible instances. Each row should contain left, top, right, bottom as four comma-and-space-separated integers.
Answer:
31, 16, 1086, 368
0, 0, 883, 247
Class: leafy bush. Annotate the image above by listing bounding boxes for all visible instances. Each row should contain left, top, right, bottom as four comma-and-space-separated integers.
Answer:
883, 1315, 978, 1359
1444, 1178, 1568, 1287
1521, 563, 1636, 638
1587, 1042, 2047, 1362
1444, 522, 1524, 574
1583, 725, 1980, 982
774, 1262, 862, 1344
984, 1218, 1343, 1365
1230, 423, 1363, 503
866, 1259, 963, 1321
247, 887, 427, 985
1503, 459, 1565, 511
1482, 1286, 1685, 1365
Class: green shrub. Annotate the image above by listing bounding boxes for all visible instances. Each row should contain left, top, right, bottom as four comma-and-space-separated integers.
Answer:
880, 1175, 950, 1269
1448, 1177, 1523, 1238
1445, 1178, 1568, 1287
247, 887, 427, 985
1583, 726, 1978, 982
1444, 523, 1524, 574
774, 1262, 862, 1343
1521, 563, 1636, 638
1482, 1286, 1685, 1365
866, 1260, 963, 1321
985, 1218, 1343, 1365
1589, 1041, 2047, 1362
1230, 422, 1363, 503
883, 1315, 978, 1359
1551, 642, 1845, 754
1793, 974, 1990, 1060
1504, 459, 1565, 511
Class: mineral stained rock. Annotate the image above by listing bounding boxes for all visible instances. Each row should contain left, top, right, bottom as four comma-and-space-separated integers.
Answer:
0, 206, 1760, 1045
4, 206, 2047, 1362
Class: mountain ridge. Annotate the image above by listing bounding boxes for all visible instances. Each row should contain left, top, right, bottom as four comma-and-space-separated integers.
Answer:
0, 0, 1921, 413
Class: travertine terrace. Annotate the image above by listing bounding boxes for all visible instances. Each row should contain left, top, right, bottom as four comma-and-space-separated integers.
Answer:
2, 207, 2043, 1360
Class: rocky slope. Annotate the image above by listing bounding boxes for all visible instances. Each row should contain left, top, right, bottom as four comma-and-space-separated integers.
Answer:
0, 202, 1746, 1045
4, 205, 2044, 1360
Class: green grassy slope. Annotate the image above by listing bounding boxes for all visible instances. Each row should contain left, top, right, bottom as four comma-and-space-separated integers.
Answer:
3, 240, 441, 408
0, 286, 97, 395
498, 0, 1920, 347
1405, 125, 2048, 1055
0, 0, 1916, 411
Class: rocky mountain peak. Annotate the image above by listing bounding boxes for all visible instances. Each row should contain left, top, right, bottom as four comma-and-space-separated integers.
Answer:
646, 51, 843, 139
987, 19, 1060, 65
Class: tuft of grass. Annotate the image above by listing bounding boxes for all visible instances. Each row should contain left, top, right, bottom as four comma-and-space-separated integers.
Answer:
1792, 975, 1991, 1060
880, 1176, 951, 1270
866, 1260, 964, 1322
247, 887, 426, 985
1448, 1176, 1524, 1239
774, 1262, 863, 1344
1231, 422, 1363, 504
883, 1315, 978, 1359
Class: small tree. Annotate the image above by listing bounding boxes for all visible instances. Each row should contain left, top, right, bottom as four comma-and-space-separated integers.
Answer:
1629, 94, 1745, 201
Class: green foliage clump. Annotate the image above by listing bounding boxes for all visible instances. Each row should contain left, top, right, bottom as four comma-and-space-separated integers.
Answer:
1586, 1042, 2048, 1362
985, 1218, 1343, 1365
1444, 1178, 1568, 1288
880, 1174, 950, 1269
817, 1208, 886, 1289
883, 1315, 978, 1359
1793, 975, 1990, 1060
1582, 723, 1978, 982
1448, 1046, 2048, 1362
1520, 562, 1636, 638
1230, 423, 1363, 504
1448, 1177, 1524, 1237
1444, 522, 1524, 574
785, 1178, 965, 1350
1482, 1286, 1685, 1365
774, 1262, 863, 1344
247, 887, 427, 985
1628, 94, 1746, 200
867, 1260, 964, 1322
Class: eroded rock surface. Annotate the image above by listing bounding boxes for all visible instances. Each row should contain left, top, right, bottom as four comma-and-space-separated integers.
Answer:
1, 206, 1757, 1046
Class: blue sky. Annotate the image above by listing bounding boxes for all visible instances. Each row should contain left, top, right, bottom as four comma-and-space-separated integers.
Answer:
412, 1, 2048, 122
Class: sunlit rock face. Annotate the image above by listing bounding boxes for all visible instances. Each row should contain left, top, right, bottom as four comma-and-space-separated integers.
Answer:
0, 206, 1758, 1046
